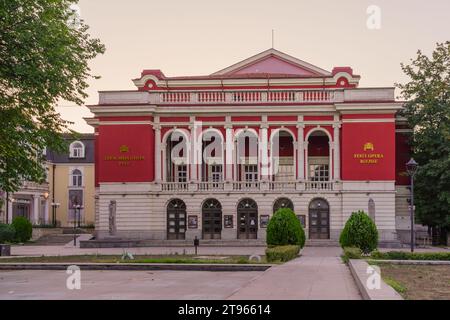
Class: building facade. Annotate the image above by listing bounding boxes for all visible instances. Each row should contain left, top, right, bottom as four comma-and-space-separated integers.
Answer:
86, 49, 409, 243
46, 134, 96, 227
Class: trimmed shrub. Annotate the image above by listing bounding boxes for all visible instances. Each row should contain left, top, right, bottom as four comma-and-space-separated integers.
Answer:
266, 208, 305, 248
11, 216, 33, 243
370, 250, 450, 261
0, 224, 16, 243
343, 246, 363, 260
266, 245, 300, 262
339, 210, 378, 254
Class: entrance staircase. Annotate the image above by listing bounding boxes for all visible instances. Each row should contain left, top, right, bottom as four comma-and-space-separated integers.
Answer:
28, 228, 93, 246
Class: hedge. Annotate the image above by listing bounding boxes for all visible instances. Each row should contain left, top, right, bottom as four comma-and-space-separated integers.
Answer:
339, 210, 378, 254
0, 224, 16, 243
11, 216, 33, 243
342, 247, 363, 261
370, 251, 450, 261
266, 208, 305, 248
265, 245, 301, 262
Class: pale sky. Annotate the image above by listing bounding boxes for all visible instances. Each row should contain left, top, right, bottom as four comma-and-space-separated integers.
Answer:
58, 0, 450, 133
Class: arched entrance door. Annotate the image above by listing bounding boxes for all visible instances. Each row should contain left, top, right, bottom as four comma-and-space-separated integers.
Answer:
273, 197, 294, 213
237, 198, 258, 239
309, 198, 330, 239
167, 199, 186, 240
202, 199, 222, 239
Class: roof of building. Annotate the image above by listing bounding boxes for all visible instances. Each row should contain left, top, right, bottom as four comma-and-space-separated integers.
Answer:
46, 134, 95, 164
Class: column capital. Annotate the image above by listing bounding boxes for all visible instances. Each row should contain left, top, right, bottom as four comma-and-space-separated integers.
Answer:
296, 123, 305, 129
333, 123, 341, 129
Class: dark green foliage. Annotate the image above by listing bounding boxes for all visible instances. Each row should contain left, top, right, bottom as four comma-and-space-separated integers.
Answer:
370, 250, 450, 261
265, 245, 300, 262
11, 217, 32, 242
0, 223, 16, 243
339, 211, 378, 254
0, 0, 105, 192
266, 208, 305, 248
342, 247, 363, 261
397, 42, 450, 244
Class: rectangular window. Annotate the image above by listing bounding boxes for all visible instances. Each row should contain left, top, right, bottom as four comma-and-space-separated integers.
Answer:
177, 165, 187, 182
244, 164, 258, 182
210, 165, 222, 182
309, 164, 329, 181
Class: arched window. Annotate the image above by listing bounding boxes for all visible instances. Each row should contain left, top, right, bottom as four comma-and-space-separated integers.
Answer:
70, 141, 85, 158
368, 199, 376, 222
273, 198, 294, 213
71, 169, 82, 187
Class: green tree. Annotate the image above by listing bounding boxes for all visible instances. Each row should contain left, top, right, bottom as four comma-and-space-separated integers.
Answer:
397, 42, 450, 245
266, 208, 305, 248
0, 0, 105, 192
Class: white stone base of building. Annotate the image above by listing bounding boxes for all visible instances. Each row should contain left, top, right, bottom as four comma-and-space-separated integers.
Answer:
93, 181, 399, 242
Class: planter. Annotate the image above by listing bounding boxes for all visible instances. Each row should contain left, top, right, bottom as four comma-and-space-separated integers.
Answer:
0, 244, 11, 256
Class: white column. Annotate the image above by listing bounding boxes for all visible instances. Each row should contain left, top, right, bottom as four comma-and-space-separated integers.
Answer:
154, 124, 162, 182
297, 123, 305, 180
225, 125, 233, 182
44, 199, 49, 224
333, 124, 341, 180
189, 120, 198, 182
260, 124, 269, 181
304, 141, 309, 180
33, 195, 39, 224
328, 141, 333, 181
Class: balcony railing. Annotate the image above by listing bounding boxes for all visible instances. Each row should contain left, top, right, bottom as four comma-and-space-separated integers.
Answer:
305, 181, 334, 191
159, 180, 336, 192
198, 182, 225, 191
232, 181, 260, 191
157, 90, 337, 104
161, 182, 189, 192
269, 181, 296, 191
98, 88, 396, 106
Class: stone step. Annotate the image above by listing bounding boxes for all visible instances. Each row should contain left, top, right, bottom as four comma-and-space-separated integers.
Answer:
29, 234, 78, 246
305, 239, 339, 247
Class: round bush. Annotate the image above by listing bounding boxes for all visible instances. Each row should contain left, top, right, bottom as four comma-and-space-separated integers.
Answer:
339, 210, 378, 254
11, 216, 32, 243
0, 223, 16, 243
266, 208, 305, 248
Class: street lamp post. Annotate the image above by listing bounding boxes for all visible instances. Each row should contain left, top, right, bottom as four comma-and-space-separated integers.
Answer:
51, 202, 60, 227
73, 204, 81, 246
406, 158, 419, 253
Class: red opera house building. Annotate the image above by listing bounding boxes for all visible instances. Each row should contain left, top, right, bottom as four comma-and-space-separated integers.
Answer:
85, 49, 410, 244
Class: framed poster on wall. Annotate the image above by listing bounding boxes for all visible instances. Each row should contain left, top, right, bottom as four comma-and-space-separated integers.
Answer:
224, 215, 233, 228
297, 214, 306, 228
188, 215, 198, 229
260, 215, 269, 228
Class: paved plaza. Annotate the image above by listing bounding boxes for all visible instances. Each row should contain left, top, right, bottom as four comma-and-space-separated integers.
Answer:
0, 247, 362, 300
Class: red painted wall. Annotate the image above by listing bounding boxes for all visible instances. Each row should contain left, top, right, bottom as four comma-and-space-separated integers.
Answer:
341, 122, 395, 180
98, 124, 155, 183
395, 131, 411, 185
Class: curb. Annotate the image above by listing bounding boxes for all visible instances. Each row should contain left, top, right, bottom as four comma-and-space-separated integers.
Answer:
0, 262, 271, 272
348, 259, 403, 300
368, 259, 450, 265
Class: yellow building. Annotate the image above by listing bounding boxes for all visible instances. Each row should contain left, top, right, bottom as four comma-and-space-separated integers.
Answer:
46, 134, 96, 227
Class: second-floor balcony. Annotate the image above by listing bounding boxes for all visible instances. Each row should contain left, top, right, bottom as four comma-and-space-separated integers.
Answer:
157, 180, 338, 193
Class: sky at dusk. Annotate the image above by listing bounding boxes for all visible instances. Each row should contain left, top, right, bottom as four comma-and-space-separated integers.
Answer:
59, 0, 450, 132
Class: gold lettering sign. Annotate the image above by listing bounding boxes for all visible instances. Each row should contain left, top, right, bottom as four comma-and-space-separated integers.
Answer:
353, 142, 384, 164
104, 145, 145, 166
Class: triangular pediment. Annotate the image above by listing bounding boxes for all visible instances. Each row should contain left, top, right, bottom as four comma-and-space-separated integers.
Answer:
211, 48, 331, 77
